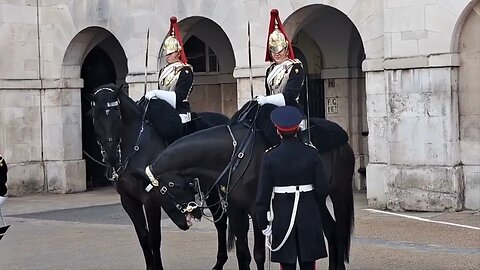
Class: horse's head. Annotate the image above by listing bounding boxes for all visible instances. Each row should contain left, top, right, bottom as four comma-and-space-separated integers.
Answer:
91, 84, 123, 180
152, 172, 203, 230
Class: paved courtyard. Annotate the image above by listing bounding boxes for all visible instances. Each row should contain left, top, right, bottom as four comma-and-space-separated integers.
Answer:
0, 187, 479, 270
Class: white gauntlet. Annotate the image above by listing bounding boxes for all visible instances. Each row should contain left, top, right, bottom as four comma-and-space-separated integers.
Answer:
145, 90, 176, 108
255, 94, 285, 106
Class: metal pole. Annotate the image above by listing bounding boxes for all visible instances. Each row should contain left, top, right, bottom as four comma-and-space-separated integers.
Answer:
247, 21, 254, 99
305, 75, 312, 144
143, 28, 150, 96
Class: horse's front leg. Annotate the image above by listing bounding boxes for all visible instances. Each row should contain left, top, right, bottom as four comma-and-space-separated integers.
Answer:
144, 199, 164, 270
120, 195, 154, 270
207, 192, 228, 270
251, 216, 266, 270
228, 204, 251, 270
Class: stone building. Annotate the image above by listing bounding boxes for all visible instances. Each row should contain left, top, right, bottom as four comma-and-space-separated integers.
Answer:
0, 0, 478, 211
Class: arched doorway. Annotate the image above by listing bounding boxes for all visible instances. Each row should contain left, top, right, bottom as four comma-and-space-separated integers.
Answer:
158, 17, 237, 116
63, 27, 128, 190
285, 5, 367, 189
81, 47, 117, 189
456, 1, 480, 209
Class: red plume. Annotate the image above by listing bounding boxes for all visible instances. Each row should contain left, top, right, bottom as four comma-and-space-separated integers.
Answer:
168, 16, 188, 64
265, 9, 295, 62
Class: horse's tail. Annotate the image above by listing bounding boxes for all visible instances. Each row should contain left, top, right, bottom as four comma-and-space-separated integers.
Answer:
339, 143, 355, 263
227, 221, 235, 251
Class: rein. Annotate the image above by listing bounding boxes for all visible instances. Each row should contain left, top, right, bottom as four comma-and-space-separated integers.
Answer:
197, 104, 261, 212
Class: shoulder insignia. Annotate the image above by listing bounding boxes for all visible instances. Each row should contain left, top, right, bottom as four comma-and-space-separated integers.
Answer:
295, 68, 299, 73
185, 70, 189, 74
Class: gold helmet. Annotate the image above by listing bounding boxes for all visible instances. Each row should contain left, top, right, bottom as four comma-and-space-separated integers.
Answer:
268, 28, 288, 53
163, 35, 181, 55
162, 17, 188, 63
265, 9, 294, 62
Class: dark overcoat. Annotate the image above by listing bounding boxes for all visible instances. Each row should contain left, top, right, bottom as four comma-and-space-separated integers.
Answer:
255, 138, 328, 264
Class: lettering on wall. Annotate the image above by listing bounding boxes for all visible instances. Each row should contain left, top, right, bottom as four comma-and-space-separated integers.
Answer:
326, 97, 338, 114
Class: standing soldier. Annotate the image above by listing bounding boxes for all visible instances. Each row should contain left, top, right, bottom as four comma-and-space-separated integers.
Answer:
255, 106, 328, 270
255, 9, 305, 115
145, 16, 194, 125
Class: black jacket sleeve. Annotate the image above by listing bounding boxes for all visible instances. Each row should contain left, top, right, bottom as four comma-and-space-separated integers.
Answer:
174, 66, 193, 106
255, 155, 274, 230
282, 62, 305, 106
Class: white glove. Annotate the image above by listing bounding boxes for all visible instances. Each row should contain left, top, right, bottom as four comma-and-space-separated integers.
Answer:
255, 94, 285, 106
144, 89, 176, 108
262, 224, 272, 237
145, 89, 161, 100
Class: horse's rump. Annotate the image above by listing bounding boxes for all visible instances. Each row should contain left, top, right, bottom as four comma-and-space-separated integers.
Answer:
308, 118, 349, 153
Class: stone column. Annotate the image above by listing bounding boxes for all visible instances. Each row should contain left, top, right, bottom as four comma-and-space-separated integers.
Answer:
42, 79, 86, 193
365, 55, 463, 211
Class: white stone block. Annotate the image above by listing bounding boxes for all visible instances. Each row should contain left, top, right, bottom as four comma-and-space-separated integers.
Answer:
419, 31, 452, 55
366, 163, 388, 209
366, 93, 387, 117
388, 141, 425, 165
460, 139, 480, 166
45, 160, 86, 194
384, 5, 425, 32
365, 71, 385, 95
463, 165, 480, 210
386, 165, 463, 211
364, 36, 384, 59
367, 117, 388, 162
425, 4, 456, 33
348, 0, 376, 27
390, 32, 419, 57
387, 93, 426, 117
3, 162, 45, 196
386, 0, 436, 8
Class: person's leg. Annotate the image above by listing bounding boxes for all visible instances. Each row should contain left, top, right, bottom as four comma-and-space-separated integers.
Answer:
280, 263, 297, 270
299, 261, 316, 270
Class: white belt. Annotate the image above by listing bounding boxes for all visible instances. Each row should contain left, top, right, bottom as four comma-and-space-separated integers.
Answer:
180, 112, 191, 124
273, 184, 313, 194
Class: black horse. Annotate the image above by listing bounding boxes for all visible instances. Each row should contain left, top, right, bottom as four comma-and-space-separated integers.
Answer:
147, 102, 355, 270
90, 84, 230, 270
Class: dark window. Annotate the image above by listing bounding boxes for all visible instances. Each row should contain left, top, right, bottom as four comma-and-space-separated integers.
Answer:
184, 36, 219, 72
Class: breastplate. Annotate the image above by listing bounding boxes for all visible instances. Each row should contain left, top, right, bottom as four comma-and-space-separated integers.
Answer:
267, 61, 294, 94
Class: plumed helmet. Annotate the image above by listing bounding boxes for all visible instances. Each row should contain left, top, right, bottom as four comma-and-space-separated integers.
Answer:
268, 28, 288, 54
163, 35, 182, 55
265, 9, 295, 62
163, 16, 188, 63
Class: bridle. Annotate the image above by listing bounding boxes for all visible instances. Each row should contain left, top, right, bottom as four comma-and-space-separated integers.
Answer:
92, 87, 123, 181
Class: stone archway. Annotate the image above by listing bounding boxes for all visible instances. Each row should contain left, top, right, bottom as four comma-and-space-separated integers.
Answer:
456, 1, 480, 209
158, 17, 237, 116
62, 27, 128, 190
285, 5, 367, 189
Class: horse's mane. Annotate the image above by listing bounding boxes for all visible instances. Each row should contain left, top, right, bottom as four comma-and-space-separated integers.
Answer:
229, 101, 349, 151
229, 101, 279, 146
